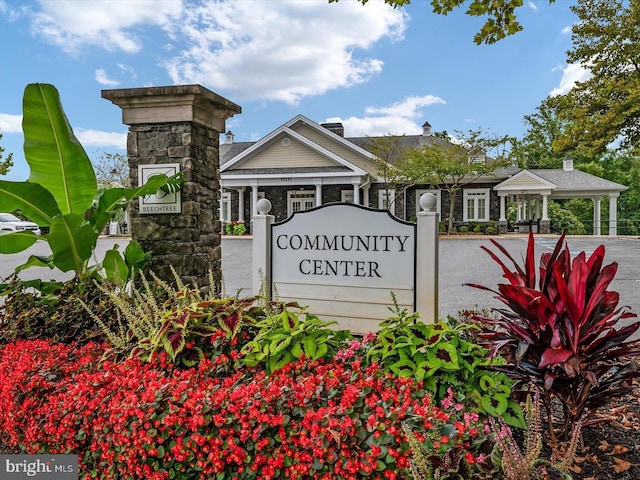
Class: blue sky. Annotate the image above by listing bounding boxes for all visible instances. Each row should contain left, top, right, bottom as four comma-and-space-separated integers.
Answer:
0, 0, 586, 181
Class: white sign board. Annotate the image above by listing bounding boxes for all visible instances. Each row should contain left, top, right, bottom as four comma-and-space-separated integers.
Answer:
138, 163, 181, 214
271, 204, 415, 331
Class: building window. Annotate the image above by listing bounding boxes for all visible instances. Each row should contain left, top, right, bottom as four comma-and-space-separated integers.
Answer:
415, 189, 441, 216
341, 190, 354, 203
288, 191, 315, 216
220, 191, 231, 223
463, 188, 490, 222
378, 189, 395, 210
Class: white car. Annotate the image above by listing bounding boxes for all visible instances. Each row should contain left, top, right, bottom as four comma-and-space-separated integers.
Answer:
0, 213, 41, 235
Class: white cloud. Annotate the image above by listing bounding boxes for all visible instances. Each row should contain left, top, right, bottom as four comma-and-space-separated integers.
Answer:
117, 64, 138, 81
75, 129, 127, 149
561, 25, 572, 35
550, 63, 592, 96
326, 94, 445, 136
0, 114, 22, 133
95, 69, 119, 86
528, 2, 538, 12
164, 0, 407, 104
31, 0, 183, 55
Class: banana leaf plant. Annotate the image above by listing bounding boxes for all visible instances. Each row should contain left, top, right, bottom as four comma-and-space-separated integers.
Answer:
0, 83, 183, 290
466, 231, 640, 442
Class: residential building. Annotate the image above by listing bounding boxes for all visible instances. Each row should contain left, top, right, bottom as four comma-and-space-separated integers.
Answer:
220, 115, 627, 235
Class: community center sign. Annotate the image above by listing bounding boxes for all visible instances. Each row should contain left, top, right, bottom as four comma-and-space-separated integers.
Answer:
270, 203, 416, 331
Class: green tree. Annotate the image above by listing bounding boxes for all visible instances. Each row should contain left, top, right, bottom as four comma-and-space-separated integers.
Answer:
92, 151, 129, 188
552, 0, 640, 156
330, 0, 557, 44
0, 131, 14, 176
401, 129, 512, 233
511, 99, 571, 169
367, 134, 409, 211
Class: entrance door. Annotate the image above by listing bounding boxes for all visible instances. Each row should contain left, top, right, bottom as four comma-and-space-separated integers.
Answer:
288, 191, 316, 216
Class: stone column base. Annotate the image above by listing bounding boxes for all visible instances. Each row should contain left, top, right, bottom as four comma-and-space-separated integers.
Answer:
539, 220, 551, 234
498, 221, 508, 234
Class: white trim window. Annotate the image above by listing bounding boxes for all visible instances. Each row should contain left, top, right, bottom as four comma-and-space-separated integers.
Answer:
378, 189, 395, 210
288, 191, 316, 216
463, 188, 490, 222
415, 189, 441, 216
220, 191, 231, 223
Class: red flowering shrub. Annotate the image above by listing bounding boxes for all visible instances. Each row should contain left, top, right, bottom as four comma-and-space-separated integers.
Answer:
0, 339, 492, 479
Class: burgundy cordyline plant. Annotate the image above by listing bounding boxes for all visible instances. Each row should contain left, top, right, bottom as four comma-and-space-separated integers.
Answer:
466, 231, 640, 442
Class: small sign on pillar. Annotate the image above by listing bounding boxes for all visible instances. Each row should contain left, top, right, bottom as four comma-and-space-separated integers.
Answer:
138, 163, 182, 214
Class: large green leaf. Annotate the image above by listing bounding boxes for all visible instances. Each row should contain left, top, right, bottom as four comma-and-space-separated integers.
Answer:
103, 247, 128, 286
0, 180, 60, 226
47, 214, 97, 272
22, 83, 97, 215
0, 231, 39, 253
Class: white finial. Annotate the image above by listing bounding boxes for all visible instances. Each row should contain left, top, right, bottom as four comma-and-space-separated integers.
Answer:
256, 198, 272, 215
419, 193, 437, 212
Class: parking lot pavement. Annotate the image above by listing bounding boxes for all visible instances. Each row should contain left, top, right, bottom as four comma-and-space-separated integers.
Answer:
222, 235, 640, 330
3, 235, 639, 336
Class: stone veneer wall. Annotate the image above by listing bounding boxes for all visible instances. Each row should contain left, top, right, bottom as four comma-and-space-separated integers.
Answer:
127, 123, 221, 290
102, 85, 241, 292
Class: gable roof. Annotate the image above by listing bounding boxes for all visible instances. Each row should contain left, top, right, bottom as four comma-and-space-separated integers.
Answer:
494, 168, 628, 197
220, 115, 370, 176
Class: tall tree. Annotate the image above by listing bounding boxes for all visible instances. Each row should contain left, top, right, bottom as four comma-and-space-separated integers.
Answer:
511, 98, 570, 169
0, 131, 14, 176
400, 129, 512, 233
552, 0, 640, 156
367, 134, 409, 211
330, 0, 557, 44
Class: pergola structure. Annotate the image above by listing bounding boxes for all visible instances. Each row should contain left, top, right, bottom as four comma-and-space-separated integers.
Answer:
494, 157, 628, 236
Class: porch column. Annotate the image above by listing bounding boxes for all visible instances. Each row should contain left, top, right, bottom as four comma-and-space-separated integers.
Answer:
593, 197, 602, 235
315, 183, 323, 206
541, 194, 549, 220
609, 195, 618, 236
362, 184, 370, 208
352, 183, 360, 205
237, 187, 246, 223
499, 194, 506, 221
251, 185, 259, 218
516, 195, 522, 222
498, 193, 508, 234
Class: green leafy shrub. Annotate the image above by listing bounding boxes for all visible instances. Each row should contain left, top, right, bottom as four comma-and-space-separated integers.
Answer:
360, 307, 523, 426
82, 269, 263, 367
0, 276, 117, 346
225, 220, 247, 235
241, 305, 352, 374
467, 231, 640, 441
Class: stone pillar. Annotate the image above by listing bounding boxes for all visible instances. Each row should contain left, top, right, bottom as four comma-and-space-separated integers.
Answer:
102, 85, 241, 291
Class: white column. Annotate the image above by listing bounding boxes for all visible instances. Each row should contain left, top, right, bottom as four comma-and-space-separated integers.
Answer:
362, 184, 370, 208
516, 195, 522, 222
251, 185, 259, 219
416, 194, 439, 324
237, 187, 246, 222
535, 197, 541, 219
499, 194, 506, 221
252, 199, 275, 297
315, 184, 322, 206
609, 195, 618, 236
352, 183, 360, 204
593, 197, 602, 235
541, 194, 549, 221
